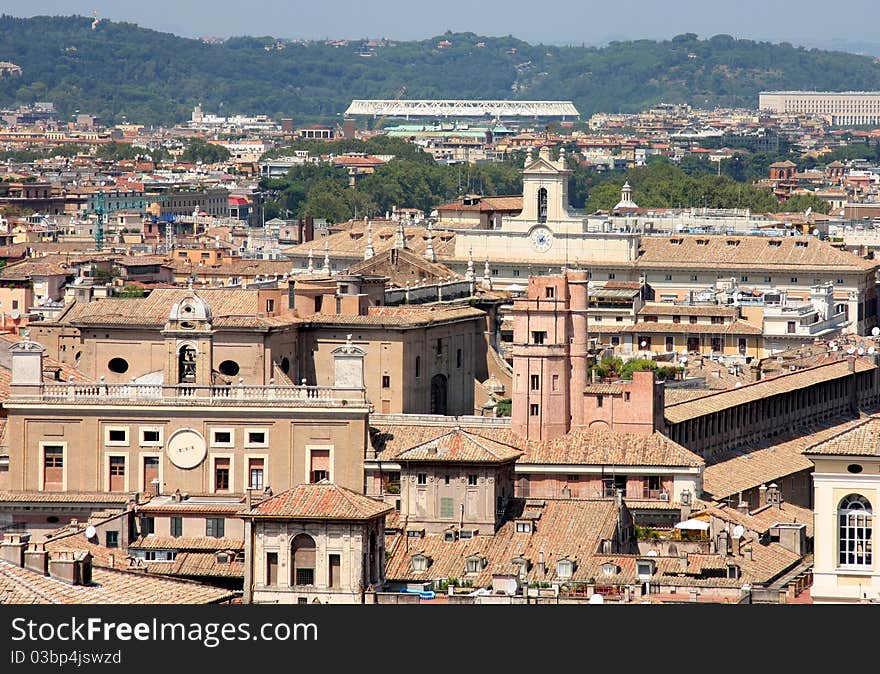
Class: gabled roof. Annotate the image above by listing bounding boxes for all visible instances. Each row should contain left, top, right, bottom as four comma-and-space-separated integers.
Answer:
803, 415, 880, 456
393, 428, 522, 463
239, 483, 393, 520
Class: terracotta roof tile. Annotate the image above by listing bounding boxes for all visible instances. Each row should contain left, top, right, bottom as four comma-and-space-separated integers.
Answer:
240, 483, 393, 520
394, 429, 522, 463
804, 415, 880, 456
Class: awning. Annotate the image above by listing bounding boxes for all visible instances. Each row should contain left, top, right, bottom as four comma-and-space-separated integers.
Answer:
674, 519, 710, 531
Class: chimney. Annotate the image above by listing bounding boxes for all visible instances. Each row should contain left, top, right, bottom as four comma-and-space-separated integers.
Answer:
743, 543, 753, 562
737, 501, 750, 517
716, 532, 729, 558
24, 542, 48, 575
537, 549, 546, 576
1, 532, 30, 567
767, 483, 782, 509
246, 489, 253, 511
758, 483, 768, 508
49, 550, 93, 585
679, 490, 692, 522
679, 553, 689, 572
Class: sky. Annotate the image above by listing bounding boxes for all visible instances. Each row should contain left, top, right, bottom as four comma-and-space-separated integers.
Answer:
6, 0, 880, 53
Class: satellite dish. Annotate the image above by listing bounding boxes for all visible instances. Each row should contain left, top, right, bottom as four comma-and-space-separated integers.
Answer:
640, 341, 647, 348
680, 356, 688, 364
831, 345, 839, 352
734, 382, 742, 388
10, 310, 19, 320
647, 550, 658, 557
812, 229, 819, 236
847, 346, 856, 354
869, 347, 876, 355
872, 327, 880, 337
718, 356, 725, 365
588, 593, 605, 605
732, 524, 745, 539
859, 348, 865, 355
84, 525, 97, 539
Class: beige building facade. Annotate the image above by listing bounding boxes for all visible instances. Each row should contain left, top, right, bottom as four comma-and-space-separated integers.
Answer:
759, 91, 880, 126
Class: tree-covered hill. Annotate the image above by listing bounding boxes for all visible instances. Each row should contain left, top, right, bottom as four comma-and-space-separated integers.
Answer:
2, 16, 880, 125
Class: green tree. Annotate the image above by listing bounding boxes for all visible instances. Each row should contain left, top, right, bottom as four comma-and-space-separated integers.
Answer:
181, 139, 230, 164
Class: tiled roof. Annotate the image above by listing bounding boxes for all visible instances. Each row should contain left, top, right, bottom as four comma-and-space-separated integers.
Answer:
0, 491, 130, 504
53, 289, 299, 330
393, 429, 522, 463
583, 383, 629, 394
384, 498, 620, 586
620, 320, 763, 335
0, 260, 71, 280
283, 223, 457, 259
239, 483, 393, 520
697, 502, 814, 538
703, 418, 863, 498
145, 551, 244, 579
129, 536, 243, 551
639, 305, 737, 317
0, 558, 235, 604
303, 305, 484, 328
665, 359, 874, 423
803, 415, 880, 456
635, 235, 878, 273
520, 428, 704, 467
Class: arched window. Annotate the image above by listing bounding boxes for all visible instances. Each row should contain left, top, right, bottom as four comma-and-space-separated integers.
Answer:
291, 533, 316, 586
839, 494, 873, 567
178, 345, 197, 384
537, 187, 548, 224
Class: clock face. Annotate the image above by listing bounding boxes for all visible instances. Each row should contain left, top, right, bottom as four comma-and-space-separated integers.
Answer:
531, 227, 553, 252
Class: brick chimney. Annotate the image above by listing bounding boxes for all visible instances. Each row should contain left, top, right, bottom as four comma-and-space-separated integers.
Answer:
0, 532, 30, 567
48, 550, 93, 585
758, 483, 768, 508
24, 542, 49, 575
737, 501, 750, 516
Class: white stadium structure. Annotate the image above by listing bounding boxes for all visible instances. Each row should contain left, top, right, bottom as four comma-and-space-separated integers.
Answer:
344, 99, 580, 119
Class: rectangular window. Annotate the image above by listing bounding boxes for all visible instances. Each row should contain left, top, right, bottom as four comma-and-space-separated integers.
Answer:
740, 276, 748, 283
787, 321, 796, 334
297, 597, 308, 605
545, 286, 555, 298
516, 522, 531, 533
665, 336, 674, 352
552, 374, 559, 391
608, 273, 615, 280
296, 569, 315, 586
790, 277, 798, 283
672, 315, 681, 323
11, 300, 18, 310
248, 458, 265, 490
266, 298, 275, 313
689, 316, 698, 324
624, 392, 631, 402
530, 403, 539, 416
310, 449, 330, 483
530, 374, 540, 390
711, 316, 724, 324
141, 517, 155, 535
415, 357, 420, 378
108, 429, 127, 443
212, 430, 233, 446
436, 338, 442, 354
105, 531, 119, 549
664, 274, 672, 281
382, 375, 390, 388
440, 497, 454, 518
597, 395, 603, 408
206, 518, 225, 538
266, 552, 278, 586
215, 458, 230, 491
246, 431, 267, 447
417, 473, 427, 485
170, 517, 183, 538
513, 269, 520, 277
43, 446, 64, 491
141, 429, 161, 445
456, 348, 462, 368
532, 331, 546, 345
109, 456, 125, 492
468, 474, 478, 486
329, 554, 341, 589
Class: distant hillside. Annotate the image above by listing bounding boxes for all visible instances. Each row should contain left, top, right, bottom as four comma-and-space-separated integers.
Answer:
2, 16, 880, 125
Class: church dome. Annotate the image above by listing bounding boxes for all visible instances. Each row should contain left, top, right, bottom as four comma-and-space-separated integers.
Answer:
169, 290, 213, 323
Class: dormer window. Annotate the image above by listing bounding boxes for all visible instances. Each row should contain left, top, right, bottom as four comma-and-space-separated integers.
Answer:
411, 554, 429, 572
556, 558, 574, 579
600, 562, 618, 577
636, 560, 655, 577
515, 521, 532, 534
727, 564, 741, 579
444, 529, 457, 543
465, 555, 485, 574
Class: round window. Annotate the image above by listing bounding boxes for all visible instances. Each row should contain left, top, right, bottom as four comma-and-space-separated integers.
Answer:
219, 360, 240, 377
848, 464, 864, 474
108, 357, 129, 374
46, 516, 59, 524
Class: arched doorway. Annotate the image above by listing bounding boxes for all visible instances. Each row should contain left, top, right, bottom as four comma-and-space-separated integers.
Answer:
430, 374, 447, 415
291, 533, 316, 586
178, 344, 197, 384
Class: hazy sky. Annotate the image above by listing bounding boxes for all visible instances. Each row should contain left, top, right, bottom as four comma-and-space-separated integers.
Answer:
7, 0, 880, 51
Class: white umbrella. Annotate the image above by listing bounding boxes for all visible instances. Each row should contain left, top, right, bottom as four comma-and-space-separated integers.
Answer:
674, 518, 710, 531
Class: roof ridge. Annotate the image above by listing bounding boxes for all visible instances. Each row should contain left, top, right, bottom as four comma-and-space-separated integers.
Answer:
460, 430, 521, 459
665, 358, 856, 409
802, 415, 876, 454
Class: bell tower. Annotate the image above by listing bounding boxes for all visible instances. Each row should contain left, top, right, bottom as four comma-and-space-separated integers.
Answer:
162, 288, 215, 389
